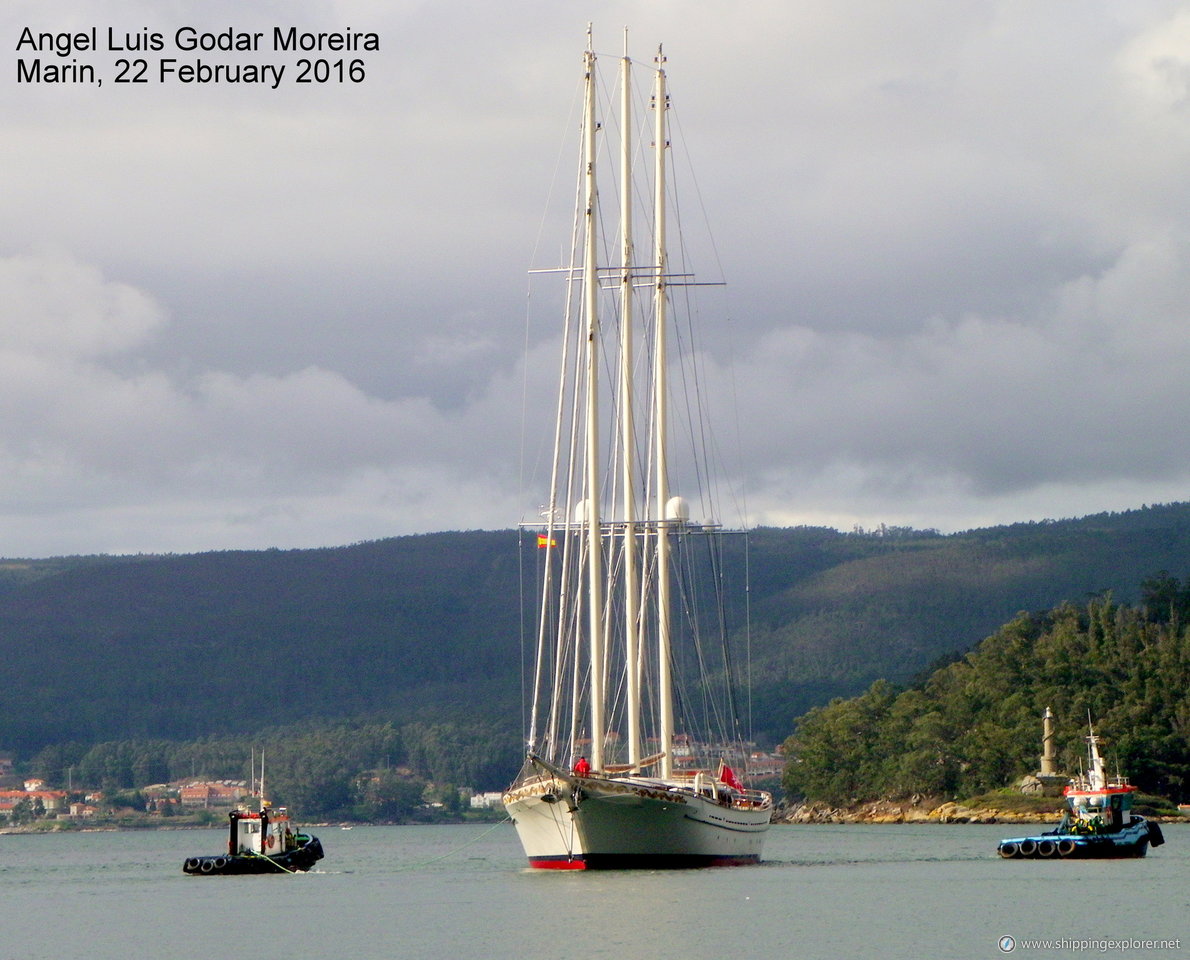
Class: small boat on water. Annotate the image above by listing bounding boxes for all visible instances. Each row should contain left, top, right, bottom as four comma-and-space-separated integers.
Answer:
182, 756, 324, 875
997, 721, 1164, 860
183, 801, 325, 875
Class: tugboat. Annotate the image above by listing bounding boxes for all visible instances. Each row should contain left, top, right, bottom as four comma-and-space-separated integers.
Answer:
182, 757, 324, 875
183, 800, 325, 875
997, 721, 1164, 860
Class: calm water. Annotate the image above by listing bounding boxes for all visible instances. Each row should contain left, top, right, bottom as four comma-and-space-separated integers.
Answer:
1, 822, 1187, 959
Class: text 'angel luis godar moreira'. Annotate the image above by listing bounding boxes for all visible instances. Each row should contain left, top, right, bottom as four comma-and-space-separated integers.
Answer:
14, 26, 381, 88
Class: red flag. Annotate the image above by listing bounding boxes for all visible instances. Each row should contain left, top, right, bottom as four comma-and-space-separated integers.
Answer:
720, 764, 744, 792
537, 534, 556, 549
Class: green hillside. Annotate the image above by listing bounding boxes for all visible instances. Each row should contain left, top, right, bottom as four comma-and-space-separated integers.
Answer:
0, 532, 523, 752
744, 505, 1190, 741
782, 577, 1190, 804
1, 502, 1189, 780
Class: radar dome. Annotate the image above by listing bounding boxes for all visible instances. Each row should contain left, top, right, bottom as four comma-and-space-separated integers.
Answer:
665, 496, 690, 522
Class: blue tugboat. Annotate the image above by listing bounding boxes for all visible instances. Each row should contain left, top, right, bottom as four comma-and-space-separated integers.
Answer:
997, 722, 1164, 860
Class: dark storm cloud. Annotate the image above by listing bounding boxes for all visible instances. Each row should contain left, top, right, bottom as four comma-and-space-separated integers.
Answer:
2, 0, 1189, 553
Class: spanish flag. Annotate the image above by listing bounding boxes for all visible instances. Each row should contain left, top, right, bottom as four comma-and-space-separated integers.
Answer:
537, 534, 557, 549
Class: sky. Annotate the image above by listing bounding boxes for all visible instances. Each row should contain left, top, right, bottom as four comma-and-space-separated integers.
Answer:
3, 0, 1190, 556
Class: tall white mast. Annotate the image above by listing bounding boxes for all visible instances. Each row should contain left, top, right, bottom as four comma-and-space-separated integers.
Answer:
620, 30, 641, 771
652, 44, 674, 780
582, 28, 606, 772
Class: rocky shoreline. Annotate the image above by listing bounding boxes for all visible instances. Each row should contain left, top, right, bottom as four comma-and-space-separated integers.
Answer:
777, 797, 1066, 825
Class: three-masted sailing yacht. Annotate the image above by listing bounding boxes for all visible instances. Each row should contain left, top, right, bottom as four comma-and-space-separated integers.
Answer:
502, 29, 772, 869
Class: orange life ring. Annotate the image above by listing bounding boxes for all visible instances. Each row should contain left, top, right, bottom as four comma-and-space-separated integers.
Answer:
265, 835, 275, 849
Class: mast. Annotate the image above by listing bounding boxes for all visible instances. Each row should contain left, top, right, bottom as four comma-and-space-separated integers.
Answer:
652, 44, 674, 780
620, 30, 641, 771
582, 29, 606, 771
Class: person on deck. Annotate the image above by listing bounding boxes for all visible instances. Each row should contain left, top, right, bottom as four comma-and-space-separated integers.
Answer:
573, 756, 591, 777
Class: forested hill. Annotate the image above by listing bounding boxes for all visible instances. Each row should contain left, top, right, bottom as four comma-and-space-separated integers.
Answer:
781, 581, 1190, 804
0, 532, 523, 754
2, 502, 1190, 764
744, 502, 1190, 741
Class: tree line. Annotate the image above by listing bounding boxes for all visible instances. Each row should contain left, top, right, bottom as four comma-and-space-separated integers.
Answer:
24, 719, 522, 821
782, 575, 1190, 805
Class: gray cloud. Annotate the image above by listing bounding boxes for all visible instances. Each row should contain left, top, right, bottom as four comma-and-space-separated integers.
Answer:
1, 1, 1189, 554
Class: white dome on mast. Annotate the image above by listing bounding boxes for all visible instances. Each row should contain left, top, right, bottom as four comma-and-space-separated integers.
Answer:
665, 496, 689, 522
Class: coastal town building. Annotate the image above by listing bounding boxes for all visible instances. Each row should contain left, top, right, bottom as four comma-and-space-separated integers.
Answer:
179, 780, 247, 807
0, 788, 67, 817
469, 791, 503, 809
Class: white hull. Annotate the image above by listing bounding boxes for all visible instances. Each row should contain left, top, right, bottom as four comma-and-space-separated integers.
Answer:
504, 772, 770, 869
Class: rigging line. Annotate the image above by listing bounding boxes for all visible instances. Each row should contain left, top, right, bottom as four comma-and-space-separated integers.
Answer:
544, 794, 574, 852
668, 103, 729, 284
393, 818, 512, 870
709, 530, 743, 741
567, 528, 590, 760
667, 532, 709, 747
682, 288, 751, 536
546, 494, 578, 757
539, 167, 588, 759
557, 294, 589, 761
527, 72, 587, 271
700, 530, 745, 749
666, 208, 724, 530
658, 178, 715, 523
666, 309, 717, 525
688, 295, 731, 526
521, 131, 585, 756
597, 526, 616, 743
548, 538, 581, 761
601, 533, 628, 719
520, 67, 590, 530
664, 100, 744, 532
666, 121, 753, 758
530, 247, 577, 754
636, 523, 660, 743
714, 321, 750, 531
518, 529, 527, 744
744, 530, 754, 749
683, 530, 729, 743
528, 74, 587, 265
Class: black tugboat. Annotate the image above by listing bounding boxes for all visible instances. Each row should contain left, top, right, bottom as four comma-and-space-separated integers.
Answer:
183, 755, 324, 876
183, 801, 325, 875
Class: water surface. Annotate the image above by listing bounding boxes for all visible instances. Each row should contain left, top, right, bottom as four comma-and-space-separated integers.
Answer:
1, 822, 1186, 959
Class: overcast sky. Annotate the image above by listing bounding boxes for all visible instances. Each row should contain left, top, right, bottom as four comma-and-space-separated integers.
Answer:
3, 0, 1190, 556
